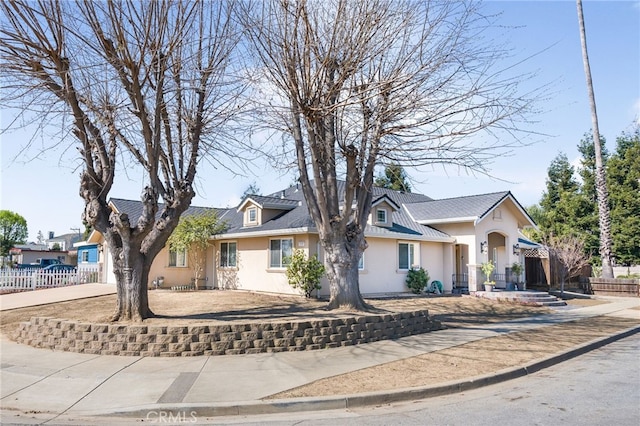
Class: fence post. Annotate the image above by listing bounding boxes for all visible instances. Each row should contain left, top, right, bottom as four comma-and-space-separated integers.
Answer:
31, 270, 37, 290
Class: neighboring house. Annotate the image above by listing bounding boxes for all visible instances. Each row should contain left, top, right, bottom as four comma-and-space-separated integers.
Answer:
85, 182, 538, 296
9, 244, 69, 265
45, 232, 81, 251
46, 232, 84, 264
75, 233, 112, 282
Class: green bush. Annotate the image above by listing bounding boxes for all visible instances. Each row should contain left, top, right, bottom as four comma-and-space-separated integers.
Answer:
406, 267, 430, 294
285, 250, 325, 298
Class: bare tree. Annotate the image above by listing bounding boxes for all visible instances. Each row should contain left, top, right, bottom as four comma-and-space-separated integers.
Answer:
576, 0, 614, 278
242, 0, 539, 310
546, 234, 590, 296
1, 0, 243, 321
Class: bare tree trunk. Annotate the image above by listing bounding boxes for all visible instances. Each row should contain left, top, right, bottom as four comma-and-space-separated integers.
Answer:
576, 0, 614, 278
112, 254, 153, 321
323, 233, 368, 311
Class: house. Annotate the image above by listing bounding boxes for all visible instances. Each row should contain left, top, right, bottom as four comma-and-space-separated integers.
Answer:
46, 232, 83, 252
46, 232, 84, 264
85, 182, 538, 296
9, 244, 70, 266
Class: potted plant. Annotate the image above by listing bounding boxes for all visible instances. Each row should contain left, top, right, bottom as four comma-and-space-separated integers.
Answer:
511, 262, 524, 290
480, 260, 495, 291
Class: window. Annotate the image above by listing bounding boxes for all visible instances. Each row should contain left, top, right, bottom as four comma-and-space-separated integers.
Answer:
220, 242, 237, 268
358, 253, 364, 270
248, 207, 257, 223
270, 238, 293, 268
398, 242, 417, 270
81, 250, 89, 263
169, 248, 187, 267
376, 209, 387, 223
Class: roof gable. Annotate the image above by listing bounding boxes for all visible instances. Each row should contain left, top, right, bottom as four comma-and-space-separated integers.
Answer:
237, 195, 299, 212
404, 191, 535, 228
372, 194, 401, 211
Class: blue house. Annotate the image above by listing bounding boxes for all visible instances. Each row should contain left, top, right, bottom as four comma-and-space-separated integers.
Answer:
77, 244, 99, 265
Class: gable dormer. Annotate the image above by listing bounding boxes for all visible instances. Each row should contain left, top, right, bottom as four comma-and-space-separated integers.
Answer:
237, 195, 298, 227
368, 195, 400, 228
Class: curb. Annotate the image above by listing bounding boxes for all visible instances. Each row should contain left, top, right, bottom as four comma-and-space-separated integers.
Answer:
103, 324, 640, 419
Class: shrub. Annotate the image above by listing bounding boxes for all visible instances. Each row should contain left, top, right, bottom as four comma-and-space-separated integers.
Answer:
406, 267, 430, 294
511, 262, 523, 282
285, 250, 325, 298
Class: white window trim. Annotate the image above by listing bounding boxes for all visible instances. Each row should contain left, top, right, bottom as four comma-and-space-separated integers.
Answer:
169, 248, 188, 268
358, 252, 365, 271
269, 237, 294, 269
220, 241, 237, 268
248, 207, 258, 224
81, 250, 89, 263
398, 241, 420, 271
376, 209, 387, 224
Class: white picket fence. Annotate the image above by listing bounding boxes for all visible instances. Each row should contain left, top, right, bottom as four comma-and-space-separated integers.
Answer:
0, 267, 100, 293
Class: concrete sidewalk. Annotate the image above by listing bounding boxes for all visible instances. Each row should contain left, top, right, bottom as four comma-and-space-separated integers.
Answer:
0, 286, 638, 424
0, 283, 116, 311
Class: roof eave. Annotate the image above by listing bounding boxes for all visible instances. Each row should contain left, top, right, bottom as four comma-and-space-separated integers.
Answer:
417, 216, 478, 225
213, 227, 316, 240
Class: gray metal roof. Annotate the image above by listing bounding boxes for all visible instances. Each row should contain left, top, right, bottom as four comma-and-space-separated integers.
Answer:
238, 195, 300, 211
403, 191, 511, 223
109, 198, 229, 228
223, 182, 449, 241
108, 184, 528, 242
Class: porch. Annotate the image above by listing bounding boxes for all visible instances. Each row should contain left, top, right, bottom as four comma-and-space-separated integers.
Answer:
474, 289, 566, 306
452, 272, 509, 294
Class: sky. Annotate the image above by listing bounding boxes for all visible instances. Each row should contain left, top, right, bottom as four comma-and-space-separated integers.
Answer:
1, 0, 639, 242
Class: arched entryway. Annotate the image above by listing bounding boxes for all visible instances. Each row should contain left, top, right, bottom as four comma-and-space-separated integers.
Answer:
486, 232, 506, 287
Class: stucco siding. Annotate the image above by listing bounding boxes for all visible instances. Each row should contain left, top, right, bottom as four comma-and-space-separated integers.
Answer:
359, 239, 405, 294
148, 246, 194, 288
218, 236, 301, 295
421, 241, 446, 289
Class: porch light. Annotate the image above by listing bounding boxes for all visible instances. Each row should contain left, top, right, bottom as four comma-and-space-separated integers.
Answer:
513, 243, 520, 255
480, 241, 488, 254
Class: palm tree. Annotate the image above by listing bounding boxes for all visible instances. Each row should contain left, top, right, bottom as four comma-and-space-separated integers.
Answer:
576, 0, 614, 278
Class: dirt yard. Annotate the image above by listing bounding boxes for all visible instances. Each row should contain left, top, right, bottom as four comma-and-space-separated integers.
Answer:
1, 290, 635, 400
0, 290, 563, 334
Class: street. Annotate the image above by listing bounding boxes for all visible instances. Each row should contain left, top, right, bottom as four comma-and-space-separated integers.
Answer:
2, 334, 638, 425
217, 333, 640, 426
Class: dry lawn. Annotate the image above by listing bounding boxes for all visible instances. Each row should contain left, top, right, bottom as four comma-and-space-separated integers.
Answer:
0, 290, 559, 334
1, 290, 635, 401
267, 315, 638, 399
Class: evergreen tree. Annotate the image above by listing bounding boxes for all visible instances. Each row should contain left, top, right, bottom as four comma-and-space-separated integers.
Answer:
533, 153, 597, 246
241, 182, 261, 199
375, 163, 412, 192
607, 129, 640, 266
540, 153, 578, 209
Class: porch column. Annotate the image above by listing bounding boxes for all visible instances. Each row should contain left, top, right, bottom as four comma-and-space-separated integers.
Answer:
468, 264, 481, 292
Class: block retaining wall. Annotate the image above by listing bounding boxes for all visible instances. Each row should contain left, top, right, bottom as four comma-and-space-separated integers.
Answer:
13, 310, 441, 357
